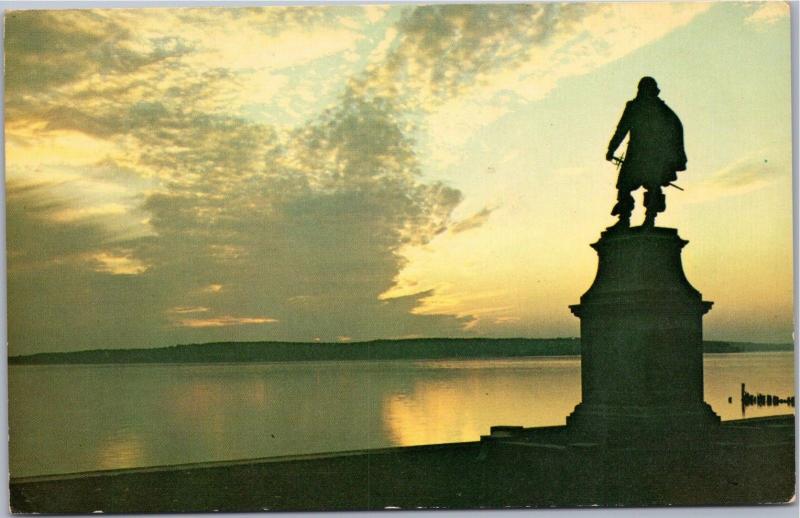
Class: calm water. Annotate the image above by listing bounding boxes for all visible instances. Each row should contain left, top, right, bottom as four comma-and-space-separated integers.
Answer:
9, 352, 794, 478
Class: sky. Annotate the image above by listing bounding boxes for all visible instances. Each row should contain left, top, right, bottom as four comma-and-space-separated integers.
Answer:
4, 2, 793, 355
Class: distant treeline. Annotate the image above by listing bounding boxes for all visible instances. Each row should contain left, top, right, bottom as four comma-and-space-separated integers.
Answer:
8, 338, 793, 365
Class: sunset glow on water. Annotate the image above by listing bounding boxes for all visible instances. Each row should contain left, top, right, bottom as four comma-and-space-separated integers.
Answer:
9, 352, 793, 478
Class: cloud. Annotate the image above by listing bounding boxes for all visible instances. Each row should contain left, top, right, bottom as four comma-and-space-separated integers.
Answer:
168, 306, 210, 314
4, 6, 375, 139
5, 9, 191, 116
3, 4, 718, 353
450, 206, 496, 234
354, 4, 588, 108
685, 153, 787, 204
88, 251, 149, 275
364, 5, 390, 24
173, 316, 278, 328
5, 10, 125, 93
349, 3, 712, 170
5, 27, 470, 353
5, 181, 115, 272
710, 158, 781, 189
745, 3, 788, 25
357, 3, 711, 109
6, 182, 175, 353
49, 203, 128, 223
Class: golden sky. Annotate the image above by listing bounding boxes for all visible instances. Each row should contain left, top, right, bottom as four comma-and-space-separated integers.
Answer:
4, 2, 793, 354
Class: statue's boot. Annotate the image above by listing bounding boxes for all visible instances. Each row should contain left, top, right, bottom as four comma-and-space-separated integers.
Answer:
642, 187, 664, 229
610, 191, 634, 231
608, 216, 630, 231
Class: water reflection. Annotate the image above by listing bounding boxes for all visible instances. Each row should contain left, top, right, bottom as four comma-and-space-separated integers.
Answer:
385, 380, 503, 445
96, 432, 146, 471
8, 353, 794, 478
383, 358, 581, 446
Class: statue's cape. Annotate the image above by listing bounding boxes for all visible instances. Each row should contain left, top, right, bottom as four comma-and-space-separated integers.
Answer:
612, 97, 687, 188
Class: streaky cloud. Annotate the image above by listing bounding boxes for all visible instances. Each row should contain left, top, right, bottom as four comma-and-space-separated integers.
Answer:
450, 206, 497, 234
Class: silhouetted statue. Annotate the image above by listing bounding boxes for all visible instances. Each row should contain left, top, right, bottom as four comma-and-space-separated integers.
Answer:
605, 77, 686, 229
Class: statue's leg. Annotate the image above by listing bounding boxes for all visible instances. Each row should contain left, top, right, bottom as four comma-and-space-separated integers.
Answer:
643, 185, 665, 228
610, 189, 634, 229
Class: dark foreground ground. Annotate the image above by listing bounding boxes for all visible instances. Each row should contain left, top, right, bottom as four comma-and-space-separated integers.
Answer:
10, 415, 795, 513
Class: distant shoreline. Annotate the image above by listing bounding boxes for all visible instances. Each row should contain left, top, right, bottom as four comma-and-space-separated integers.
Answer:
8, 338, 793, 365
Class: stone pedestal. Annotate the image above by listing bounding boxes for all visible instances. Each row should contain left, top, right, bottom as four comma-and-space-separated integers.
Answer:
566, 226, 719, 437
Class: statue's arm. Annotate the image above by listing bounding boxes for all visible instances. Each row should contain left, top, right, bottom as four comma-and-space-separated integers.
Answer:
606, 103, 631, 160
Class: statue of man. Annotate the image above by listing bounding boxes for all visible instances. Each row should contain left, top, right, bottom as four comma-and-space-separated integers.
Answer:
605, 77, 687, 229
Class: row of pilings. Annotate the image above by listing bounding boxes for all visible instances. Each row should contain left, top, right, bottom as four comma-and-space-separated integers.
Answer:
740, 383, 795, 415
